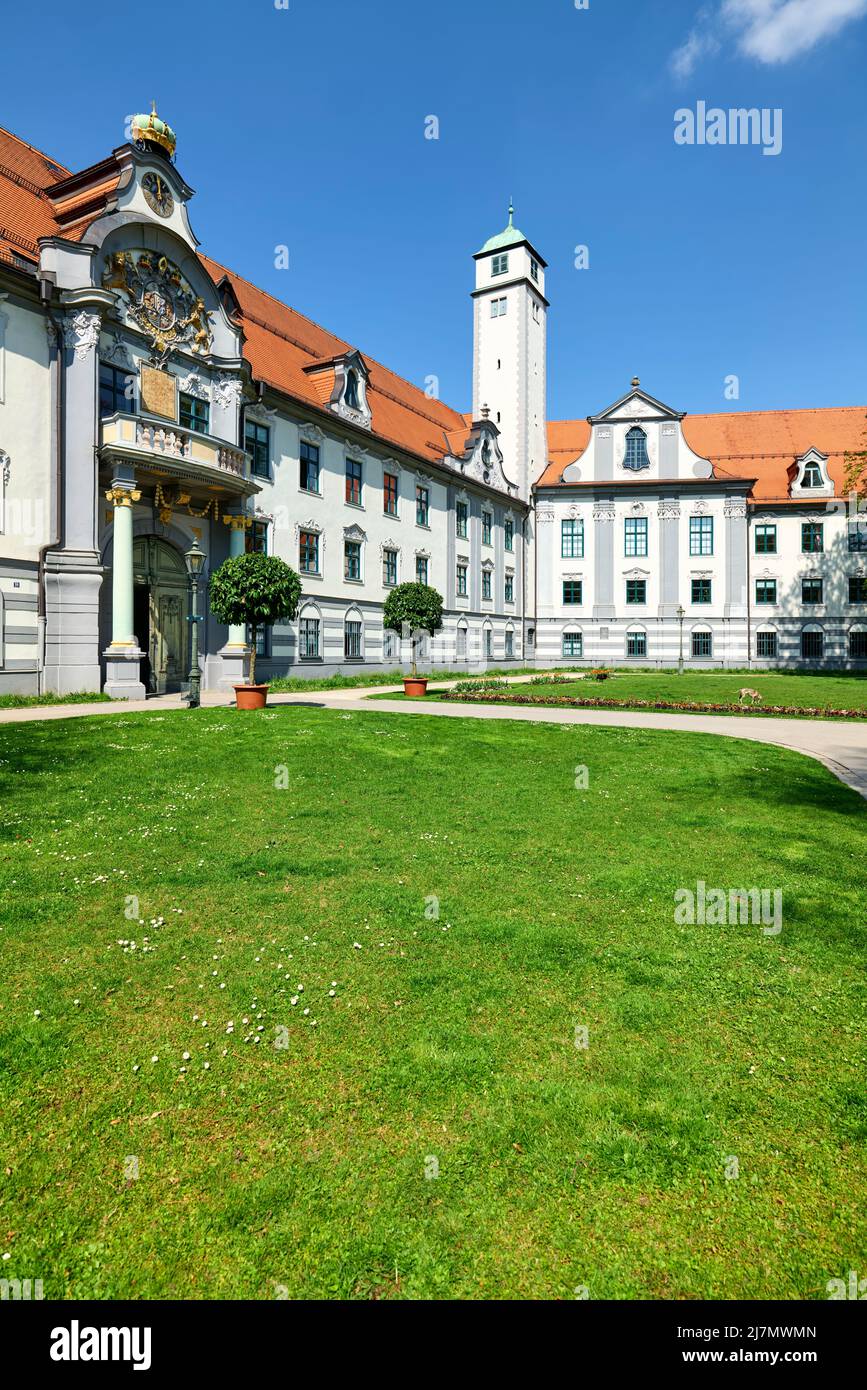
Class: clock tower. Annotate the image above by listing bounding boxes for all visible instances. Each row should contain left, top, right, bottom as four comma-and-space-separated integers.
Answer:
472, 205, 549, 503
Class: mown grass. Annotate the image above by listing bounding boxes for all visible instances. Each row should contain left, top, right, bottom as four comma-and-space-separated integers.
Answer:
0, 706, 864, 1300
266, 667, 541, 694
380, 670, 867, 717
0, 692, 112, 709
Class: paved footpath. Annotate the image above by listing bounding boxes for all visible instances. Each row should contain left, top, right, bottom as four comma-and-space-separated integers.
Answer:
1, 677, 866, 801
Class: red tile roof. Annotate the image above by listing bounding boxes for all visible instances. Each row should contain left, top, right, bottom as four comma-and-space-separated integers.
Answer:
537, 407, 867, 500
199, 254, 470, 466
0, 124, 69, 266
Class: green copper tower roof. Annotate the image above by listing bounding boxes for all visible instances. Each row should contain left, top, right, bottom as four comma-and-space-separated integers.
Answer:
478, 202, 528, 255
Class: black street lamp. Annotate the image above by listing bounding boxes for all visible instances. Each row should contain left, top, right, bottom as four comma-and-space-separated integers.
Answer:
677, 604, 685, 676
184, 539, 206, 708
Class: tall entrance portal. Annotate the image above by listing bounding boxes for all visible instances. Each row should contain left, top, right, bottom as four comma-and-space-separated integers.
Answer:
132, 536, 189, 694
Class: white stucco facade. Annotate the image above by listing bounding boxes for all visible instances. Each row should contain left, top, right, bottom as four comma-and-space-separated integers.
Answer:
0, 111, 864, 697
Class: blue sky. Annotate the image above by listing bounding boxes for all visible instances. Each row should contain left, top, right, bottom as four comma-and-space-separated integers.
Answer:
3, 0, 866, 422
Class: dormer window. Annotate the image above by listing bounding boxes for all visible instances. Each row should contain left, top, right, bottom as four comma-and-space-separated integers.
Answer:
492, 253, 509, 277
793, 449, 832, 495
801, 462, 823, 488
344, 369, 360, 411
624, 427, 650, 472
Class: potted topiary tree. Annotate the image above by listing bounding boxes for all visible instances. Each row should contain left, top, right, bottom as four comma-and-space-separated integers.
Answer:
383, 581, 444, 697
209, 551, 302, 710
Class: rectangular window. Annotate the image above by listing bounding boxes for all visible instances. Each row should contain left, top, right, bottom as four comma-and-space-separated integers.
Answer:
416, 555, 428, 585
299, 529, 319, 574
563, 580, 583, 605
456, 562, 468, 597
383, 471, 398, 516
300, 441, 320, 493
848, 522, 867, 552
456, 501, 468, 538
416, 485, 430, 527
383, 549, 397, 587
180, 392, 209, 435
504, 572, 514, 603
383, 630, 398, 661
490, 297, 507, 317
562, 632, 583, 658
299, 617, 320, 660
344, 620, 363, 660
245, 420, 270, 478
246, 520, 268, 555
691, 631, 713, 659
850, 630, 867, 659
99, 362, 132, 416
482, 511, 492, 546
345, 457, 363, 506
482, 569, 492, 601
849, 576, 867, 603
802, 577, 823, 604
491, 253, 509, 276
754, 523, 777, 554
344, 540, 361, 582
626, 579, 646, 604
456, 625, 467, 658
627, 631, 646, 658
561, 518, 584, 559
690, 516, 714, 556
801, 630, 823, 660
756, 631, 778, 658
691, 578, 711, 604
755, 579, 777, 604
530, 258, 539, 282
801, 522, 823, 553
504, 518, 514, 552
624, 517, 648, 557
505, 629, 514, 658
252, 625, 270, 659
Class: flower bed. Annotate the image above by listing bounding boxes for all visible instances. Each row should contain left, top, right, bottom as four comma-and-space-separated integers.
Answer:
446, 690, 867, 720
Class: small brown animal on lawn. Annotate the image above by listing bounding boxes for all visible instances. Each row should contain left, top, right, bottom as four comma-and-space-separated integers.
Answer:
737, 687, 763, 705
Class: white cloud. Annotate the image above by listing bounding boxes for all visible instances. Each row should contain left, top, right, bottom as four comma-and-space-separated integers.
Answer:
671, 0, 867, 75
671, 26, 721, 78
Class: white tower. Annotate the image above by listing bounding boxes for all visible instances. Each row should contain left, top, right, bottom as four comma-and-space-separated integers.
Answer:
472, 204, 548, 502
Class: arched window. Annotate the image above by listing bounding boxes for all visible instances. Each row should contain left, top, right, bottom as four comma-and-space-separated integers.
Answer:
624, 427, 650, 472
344, 608, 364, 661
344, 369, 360, 410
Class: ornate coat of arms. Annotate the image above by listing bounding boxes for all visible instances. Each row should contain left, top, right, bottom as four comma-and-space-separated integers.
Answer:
102, 251, 213, 363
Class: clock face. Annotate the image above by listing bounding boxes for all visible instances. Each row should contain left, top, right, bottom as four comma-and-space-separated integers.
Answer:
142, 170, 174, 218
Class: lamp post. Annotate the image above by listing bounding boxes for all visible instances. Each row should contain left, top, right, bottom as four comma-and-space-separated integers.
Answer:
184, 539, 206, 708
677, 604, 685, 676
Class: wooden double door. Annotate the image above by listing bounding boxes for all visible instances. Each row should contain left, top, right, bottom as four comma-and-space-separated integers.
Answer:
132, 537, 189, 694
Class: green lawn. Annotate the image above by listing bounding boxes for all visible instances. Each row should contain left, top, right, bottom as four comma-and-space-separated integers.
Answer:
409, 671, 867, 717
0, 691, 112, 710
0, 706, 864, 1299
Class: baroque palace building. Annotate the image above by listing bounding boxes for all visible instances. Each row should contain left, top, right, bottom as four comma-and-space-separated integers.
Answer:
0, 108, 865, 697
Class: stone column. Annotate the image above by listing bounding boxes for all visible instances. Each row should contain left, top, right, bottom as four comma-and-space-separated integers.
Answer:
102, 467, 146, 700
218, 512, 250, 690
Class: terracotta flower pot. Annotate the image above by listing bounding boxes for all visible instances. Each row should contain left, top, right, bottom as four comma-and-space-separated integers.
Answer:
403, 677, 429, 697
234, 683, 269, 710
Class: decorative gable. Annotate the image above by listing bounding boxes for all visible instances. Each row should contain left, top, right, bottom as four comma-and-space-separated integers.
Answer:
446, 407, 517, 495
304, 350, 372, 430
